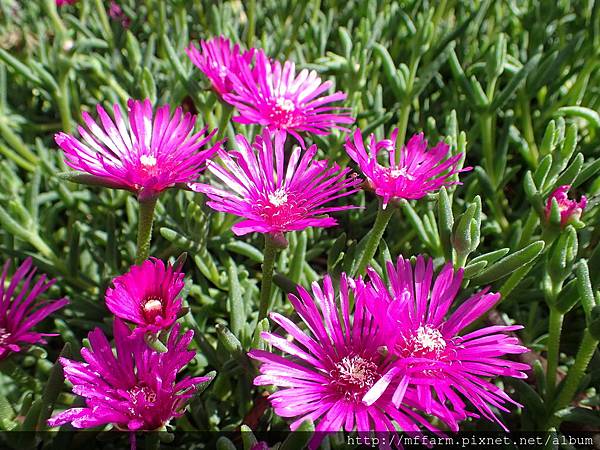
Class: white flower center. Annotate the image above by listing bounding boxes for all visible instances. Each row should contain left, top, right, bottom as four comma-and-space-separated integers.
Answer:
0, 328, 10, 345
268, 189, 288, 207
389, 166, 415, 180
141, 298, 163, 323
330, 354, 379, 402
276, 97, 295, 112
140, 155, 157, 167
413, 325, 446, 354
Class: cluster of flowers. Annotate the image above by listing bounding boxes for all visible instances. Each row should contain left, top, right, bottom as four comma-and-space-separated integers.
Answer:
2, 32, 588, 446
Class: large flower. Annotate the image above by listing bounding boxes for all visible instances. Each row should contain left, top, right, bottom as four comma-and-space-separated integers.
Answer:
358, 256, 529, 430
344, 129, 468, 207
55, 99, 220, 200
223, 50, 353, 145
105, 258, 184, 335
48, 319, 211, 432
189, 129, 361, 236
186, 36, 254, 97
544, 184, 587, 226
249, 274, 449, 445
0, 258, 68, 360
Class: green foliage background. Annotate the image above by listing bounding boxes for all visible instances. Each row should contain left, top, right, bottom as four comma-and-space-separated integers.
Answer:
0, 0, 599, 448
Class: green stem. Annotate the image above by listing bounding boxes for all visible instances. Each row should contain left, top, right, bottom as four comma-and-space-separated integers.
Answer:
547, 330, 598, 429
258, 234, 279, 322
216, 104, 233, 140
481, 113, 495, 186
246, 0, 256, 48
135, 197, 158, 265
55, 78, 72, 134
354, 202, 394, 275
396, 54, 421, 160
545, 307, 564, 402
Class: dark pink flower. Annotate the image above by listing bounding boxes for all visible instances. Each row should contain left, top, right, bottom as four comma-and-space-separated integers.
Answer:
0, 258, 68, 360
544, 185, 587, 226
186, 36, 254, 97
105, 259, 184, 335
56, 0, 77, 6
55, 99, 220, 201
108, 1, 131, 28
249, 274, 448, 446
189, 129, 360, 236
48, 319, 211, 431
359, 256, 529, 430
224, 50, 353, 146
345, 129, 469, 207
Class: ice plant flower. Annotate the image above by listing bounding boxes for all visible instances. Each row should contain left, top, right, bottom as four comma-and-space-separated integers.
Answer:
55, 99, 220, 201
56, 0, 77, 6
186, 36, 254, 97
345, 129, 468, 208
108, 2, 131, 28
0, 258, 68, 360
223, 50, 353, 145
544, 185, 587, 226
48, 320, 211, 434
358, 256, 529, 430
105, 258, 184, 335
249, 274, 446, 446
189, 129, 361, 236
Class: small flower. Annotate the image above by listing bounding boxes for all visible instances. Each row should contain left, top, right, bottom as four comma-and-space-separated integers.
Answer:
223, 50, 353, 146
345, 129, 469, 208
105, 259, 184, 335
358, 256, 529, 430
249, 274, 445, 446
56, 0, 77, 6
189, 129, 360, 236
48, 319, 211, 432
544, 185, 587, 226
186, 36, 254, 97
55, 99, 220, 201
0, 258, 68, 360
108, 1, 131, 28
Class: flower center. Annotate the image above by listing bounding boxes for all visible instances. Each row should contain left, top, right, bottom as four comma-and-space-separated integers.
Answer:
400, 325, 447, 359
388, 166, 415, 181
330, 355, 379, 402
268, 188, 288, 207
141, 297, 163, 323
140, 155, 157, 167
268, 97, 301, 128
0, 328, 10, 345
128, 384, 157, 405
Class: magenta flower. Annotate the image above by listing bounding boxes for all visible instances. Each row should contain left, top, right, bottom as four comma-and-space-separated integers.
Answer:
249, 274, 446, 445
56, 0, 77, 6
48, 319, 211, 432
544, 185, 587, 226
55, 99, 220, 200
345, 129, 468, 207
105, 259, 184, 335
186, 36, 254, 97
0, 258, 68, 360
108, 1, 131, 28
223, 50, 353, 146
358, 256, 529, 430
189, 129, 361, 236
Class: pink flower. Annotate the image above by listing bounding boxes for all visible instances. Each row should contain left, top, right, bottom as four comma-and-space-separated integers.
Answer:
358, 256, 529, 430
105, 259, 184, 335
48, 319, 211, 432
544, 185, 587, 226
55, 99, 220, 201
189, 129, 361, 236
345, 129, 469, 207
249, 274, 447, 446
223, 50, 353, 146
186, 36, 254, 97
108, 1, 131, 28
0, 258, 68, 360
56, 0, 77, 6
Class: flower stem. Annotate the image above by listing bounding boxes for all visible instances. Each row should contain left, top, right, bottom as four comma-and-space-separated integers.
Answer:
135, 197, 158, 265
216, 104, 233, 140
546, 330, 598, 429
354, 202, 394, 276
545, 307, 564, 402
258, 234, 279, 322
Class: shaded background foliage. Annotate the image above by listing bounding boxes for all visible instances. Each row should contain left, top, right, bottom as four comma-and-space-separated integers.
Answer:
0, 0, 599, 448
